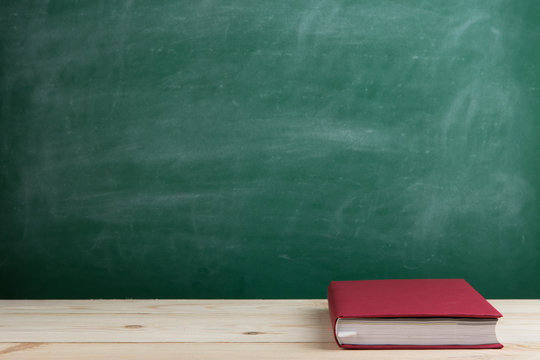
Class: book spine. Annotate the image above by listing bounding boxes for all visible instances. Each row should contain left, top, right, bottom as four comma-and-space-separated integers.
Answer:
326, 282, 341, 347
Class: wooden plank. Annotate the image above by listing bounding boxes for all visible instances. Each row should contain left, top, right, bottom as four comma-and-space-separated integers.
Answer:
0, 300, 332, 343
0, 312, 333, 343
492, 300, 540, 314
1, 299, 537, 315
1, 300, 537, 316
0, 299, 328, 314
1, 343, 540, 360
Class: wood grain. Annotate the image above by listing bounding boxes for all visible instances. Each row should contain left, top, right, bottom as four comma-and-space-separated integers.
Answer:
0, 300, 539, 359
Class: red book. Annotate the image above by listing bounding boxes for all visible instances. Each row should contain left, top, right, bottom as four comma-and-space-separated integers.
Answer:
327, 279, 503, 349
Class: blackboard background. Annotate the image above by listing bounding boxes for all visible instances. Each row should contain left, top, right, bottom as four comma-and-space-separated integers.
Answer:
1, 0, 539, 299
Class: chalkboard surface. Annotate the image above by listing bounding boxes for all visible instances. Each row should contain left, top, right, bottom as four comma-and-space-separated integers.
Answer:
1, 1, 539, 299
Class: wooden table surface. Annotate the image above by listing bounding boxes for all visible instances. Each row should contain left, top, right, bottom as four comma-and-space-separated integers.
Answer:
0, 299, 539, 359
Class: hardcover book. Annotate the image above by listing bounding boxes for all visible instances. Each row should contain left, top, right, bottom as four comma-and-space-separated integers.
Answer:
327, 279, 503, 349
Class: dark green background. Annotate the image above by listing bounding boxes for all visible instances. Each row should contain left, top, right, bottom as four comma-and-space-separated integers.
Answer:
1, 1, 539, 299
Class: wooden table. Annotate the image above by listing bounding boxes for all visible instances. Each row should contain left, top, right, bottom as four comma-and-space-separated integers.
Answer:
0, 299, 539, 359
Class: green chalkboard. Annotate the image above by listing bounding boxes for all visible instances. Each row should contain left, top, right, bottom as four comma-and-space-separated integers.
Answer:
1, 0, 540, 299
